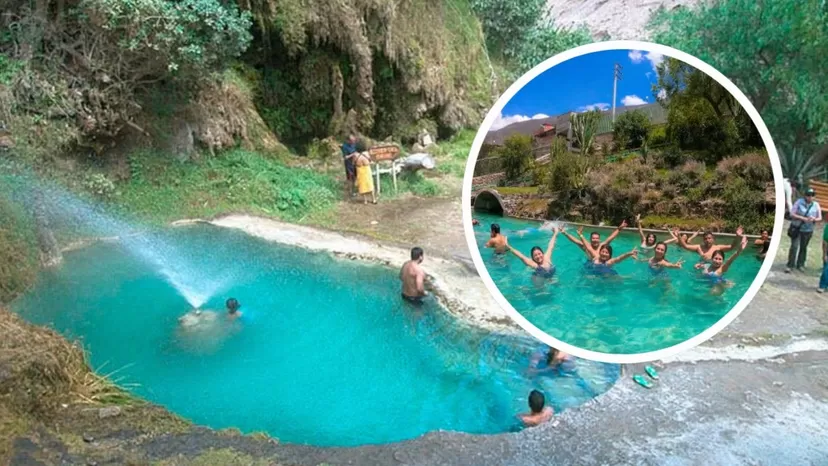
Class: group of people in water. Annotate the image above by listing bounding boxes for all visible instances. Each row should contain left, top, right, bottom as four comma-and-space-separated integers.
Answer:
480, 215, 768, 295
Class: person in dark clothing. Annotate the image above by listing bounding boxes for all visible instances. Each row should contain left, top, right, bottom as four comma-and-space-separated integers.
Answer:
341, 134, 358, 199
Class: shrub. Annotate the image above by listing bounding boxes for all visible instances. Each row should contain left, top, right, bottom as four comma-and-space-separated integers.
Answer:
613, 110, 651, 149
722, 176, 765, 231
82, 173, 117, 200
648, 125, 668, 146
659, 145, 687, 168
497, 134, 534, 182
716, 153, 773, 189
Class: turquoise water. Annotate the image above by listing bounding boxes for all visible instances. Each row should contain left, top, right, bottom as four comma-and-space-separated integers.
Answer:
472, 213, 764, 355
12, 224, 618, 446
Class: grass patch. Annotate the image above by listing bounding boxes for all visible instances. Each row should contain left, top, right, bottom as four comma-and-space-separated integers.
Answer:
115, 149, 339, 224
496, 186, 540, 195
433, 129, 474, 178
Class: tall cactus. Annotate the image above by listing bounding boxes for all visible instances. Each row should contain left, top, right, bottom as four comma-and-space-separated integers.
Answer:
569, 110, 601, 155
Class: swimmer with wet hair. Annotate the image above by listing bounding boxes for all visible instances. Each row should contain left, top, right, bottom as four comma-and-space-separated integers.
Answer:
672, 226, 743, 263
648, 242, 684, 271
635, 214, 679, 252
226, 298, 242, 319
485, 223, 508, 254
517, 390, 554, 428
588, 244, 638, 276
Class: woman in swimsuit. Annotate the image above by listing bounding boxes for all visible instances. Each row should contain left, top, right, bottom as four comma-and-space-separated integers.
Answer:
506, 227, 560, 279
648, 242, 685, 272
695, 235, 748, 295
635, 215, 681, 255
589, 244, 638, 276
754, 229, 771, 261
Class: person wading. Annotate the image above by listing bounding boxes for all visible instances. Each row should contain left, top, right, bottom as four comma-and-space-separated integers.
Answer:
400, 247, 427, 305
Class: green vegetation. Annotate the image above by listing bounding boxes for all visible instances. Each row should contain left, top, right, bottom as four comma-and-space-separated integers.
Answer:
569, 110, 601, 155
496, 186, 540, 195
650, 0, 827, 158
613, 110, 651, 150
116, 149, 339, 224
0, 198, 38, 303
496, 134, 535, 182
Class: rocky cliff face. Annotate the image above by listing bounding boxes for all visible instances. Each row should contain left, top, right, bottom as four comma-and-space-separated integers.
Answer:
545, 0, 700, 40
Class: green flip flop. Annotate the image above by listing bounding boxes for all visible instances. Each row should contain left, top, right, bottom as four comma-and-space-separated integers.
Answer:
633, 374, 653, 389
645, 365, 659, 380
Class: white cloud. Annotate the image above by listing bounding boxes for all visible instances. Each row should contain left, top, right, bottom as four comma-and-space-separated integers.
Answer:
577, 103, 610, 112
621, 95, 647, 106
629, 50, 665, 71
489, 112, 549, 131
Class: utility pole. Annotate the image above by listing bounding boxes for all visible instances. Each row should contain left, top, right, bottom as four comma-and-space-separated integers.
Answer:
612, 63, 623, 124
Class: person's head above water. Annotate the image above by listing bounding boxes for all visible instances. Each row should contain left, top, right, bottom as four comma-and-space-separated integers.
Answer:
760, 229, 769, 240
411, 246, 424, 263
546, 347, 559, 364
530, 246, 544, 264
598, 244, 613, 262
646, 233, 657, 246
654, 242, 668, 259
703, 231, 715, 246
711, 249, 726, 267
590, 232, 601, 248
528, 390, 545, 414
490, 223, 501, 237
226, 298, 240, 314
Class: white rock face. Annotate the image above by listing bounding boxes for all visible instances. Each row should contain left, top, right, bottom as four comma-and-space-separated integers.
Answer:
544, 0, 701, 40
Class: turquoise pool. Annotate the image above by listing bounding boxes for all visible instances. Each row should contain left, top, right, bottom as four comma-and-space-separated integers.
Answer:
13, 224, 618, 446
471, 213, 764, 355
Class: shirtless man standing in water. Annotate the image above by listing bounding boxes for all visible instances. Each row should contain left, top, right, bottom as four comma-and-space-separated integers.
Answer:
400, 247, 427, 305
485, 223, 508, 254
672, 226, 743, 262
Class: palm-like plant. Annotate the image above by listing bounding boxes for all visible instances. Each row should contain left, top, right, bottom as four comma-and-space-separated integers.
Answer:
779, 146, 827, 185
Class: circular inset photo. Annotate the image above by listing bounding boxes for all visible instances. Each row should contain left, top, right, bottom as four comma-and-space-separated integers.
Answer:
463, 41, 784, 363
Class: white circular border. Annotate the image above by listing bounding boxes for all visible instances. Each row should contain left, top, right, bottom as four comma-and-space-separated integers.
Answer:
462, 40, 785, 364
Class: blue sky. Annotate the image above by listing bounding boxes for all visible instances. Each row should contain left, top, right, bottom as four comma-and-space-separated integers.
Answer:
491, 49, 669, 130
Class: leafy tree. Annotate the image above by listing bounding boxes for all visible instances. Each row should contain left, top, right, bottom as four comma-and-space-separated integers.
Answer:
470, 0, 546, 57
569, 110, 601, 155
613, 110, 650, 149
496, 134, 534, 182
650, 0, 828, 154
512, 26, 593, 73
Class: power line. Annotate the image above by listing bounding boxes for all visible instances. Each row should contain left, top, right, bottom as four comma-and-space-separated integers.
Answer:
612, 63, 623, 124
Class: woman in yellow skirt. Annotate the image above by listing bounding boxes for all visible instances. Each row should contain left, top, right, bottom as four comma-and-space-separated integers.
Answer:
354, 152, 377, 204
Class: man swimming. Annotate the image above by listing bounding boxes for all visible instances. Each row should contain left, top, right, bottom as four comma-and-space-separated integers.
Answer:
528, 347, 575, 375
561, 220, 627, 260
517, 390, 554, 428
672, 226, 743, 262
485, 223, 508, 254
400, 246, 427, 305
506, 227, 560, 278
754, 229, 770, 260
226, 298, 242, 320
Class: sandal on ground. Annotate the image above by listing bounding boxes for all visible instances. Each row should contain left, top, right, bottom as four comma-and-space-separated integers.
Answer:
644, 366, 659, 380
633, 374, 653, 389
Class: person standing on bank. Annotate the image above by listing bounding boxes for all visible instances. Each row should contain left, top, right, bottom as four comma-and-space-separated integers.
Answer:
341, 134, 359, 199
786, 187, 822, 273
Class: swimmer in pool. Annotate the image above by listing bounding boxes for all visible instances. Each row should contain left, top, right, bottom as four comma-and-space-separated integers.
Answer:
485, 223, 508, 254
672, 226, 743, 263
591, 244, 638, 275
400, 246, 428, 305
506, 227, 560, 278
226, 298, 242, 319
472, 218, 480, 226
754, 229, 771, 261
517, 390, 554, 428
648, 242, 685, 271
528, 347, 575, 375
561, 221, 627, 261
695, 234, 748, 295
635, 214, 680, 252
